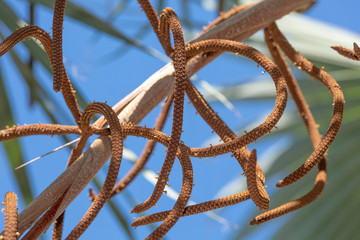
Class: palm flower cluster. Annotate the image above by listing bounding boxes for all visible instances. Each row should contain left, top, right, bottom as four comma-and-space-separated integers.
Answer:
0, 0, 349, 239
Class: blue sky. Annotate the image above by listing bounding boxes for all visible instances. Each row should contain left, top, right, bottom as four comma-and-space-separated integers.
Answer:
0, 0, 359, 239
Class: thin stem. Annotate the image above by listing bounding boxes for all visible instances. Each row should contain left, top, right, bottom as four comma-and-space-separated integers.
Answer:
52, 0, 66, 92
0, 123, 80, 141
133, 190, 250, 227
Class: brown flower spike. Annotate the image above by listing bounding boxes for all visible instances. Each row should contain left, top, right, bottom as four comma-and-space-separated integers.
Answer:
331, 42, 360, 61
2, 192, 19, 240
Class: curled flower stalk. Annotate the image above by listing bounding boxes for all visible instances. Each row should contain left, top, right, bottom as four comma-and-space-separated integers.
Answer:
130, 7, 188, 215
266, 23, 344, 188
